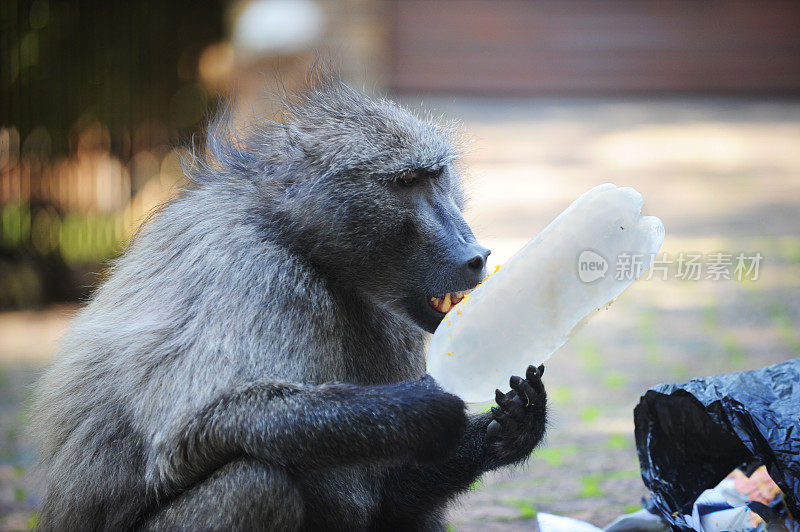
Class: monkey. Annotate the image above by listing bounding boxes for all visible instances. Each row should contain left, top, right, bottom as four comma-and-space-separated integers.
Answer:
31, 72, 547, 531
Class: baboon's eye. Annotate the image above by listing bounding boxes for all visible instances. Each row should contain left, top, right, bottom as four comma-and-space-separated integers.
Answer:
396, 168, 441, 188
398, 172, 419, 187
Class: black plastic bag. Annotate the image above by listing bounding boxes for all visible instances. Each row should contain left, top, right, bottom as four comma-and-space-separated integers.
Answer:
634, 358, 800, 529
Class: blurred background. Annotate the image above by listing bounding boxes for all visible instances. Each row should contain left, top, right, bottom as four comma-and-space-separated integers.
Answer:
1, 0, 799, 529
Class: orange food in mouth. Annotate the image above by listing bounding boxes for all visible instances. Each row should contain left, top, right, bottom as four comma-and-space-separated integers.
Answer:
428, 290, 471, 314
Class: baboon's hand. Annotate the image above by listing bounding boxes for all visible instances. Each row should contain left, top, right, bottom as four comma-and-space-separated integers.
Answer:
399, 375, 468, 464
486, 365, 547, 466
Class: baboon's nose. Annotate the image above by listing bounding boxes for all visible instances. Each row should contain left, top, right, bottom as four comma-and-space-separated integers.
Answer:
462, 245, 491, 279
467, 246, 491, 270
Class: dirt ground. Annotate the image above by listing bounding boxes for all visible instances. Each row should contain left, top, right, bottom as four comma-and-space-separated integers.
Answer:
2, 97, 799, 530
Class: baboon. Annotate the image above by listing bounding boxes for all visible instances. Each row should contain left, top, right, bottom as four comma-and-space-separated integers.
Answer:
32, 73, 547, 531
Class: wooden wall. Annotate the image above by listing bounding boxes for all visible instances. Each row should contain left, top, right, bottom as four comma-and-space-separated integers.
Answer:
388, 0, 800, 94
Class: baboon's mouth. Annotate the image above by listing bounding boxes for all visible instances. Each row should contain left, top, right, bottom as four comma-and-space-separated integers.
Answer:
428, 289, 472, 314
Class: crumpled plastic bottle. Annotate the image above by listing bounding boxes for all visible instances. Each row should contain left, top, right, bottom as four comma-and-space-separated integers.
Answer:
427, 183, 665, 402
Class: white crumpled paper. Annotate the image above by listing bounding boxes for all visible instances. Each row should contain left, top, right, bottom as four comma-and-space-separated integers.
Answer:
427, 183, 664, 402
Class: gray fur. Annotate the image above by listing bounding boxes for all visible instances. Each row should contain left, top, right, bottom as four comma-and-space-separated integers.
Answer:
31, 72, 546, 531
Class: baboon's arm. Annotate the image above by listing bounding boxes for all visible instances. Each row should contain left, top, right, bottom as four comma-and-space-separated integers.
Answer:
148, 376, 467, 496
375, 412, 493, 523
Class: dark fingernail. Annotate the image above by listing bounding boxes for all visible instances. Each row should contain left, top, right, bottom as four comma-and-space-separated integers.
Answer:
510, 376, 522, 387
538, 364, 545, 376
495, 389, 505, 402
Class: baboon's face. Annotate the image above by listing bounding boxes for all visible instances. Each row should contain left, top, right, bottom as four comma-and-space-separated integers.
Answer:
372, 163, 491, 333
275, 85, 490, 332
290, 104, 489, 333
